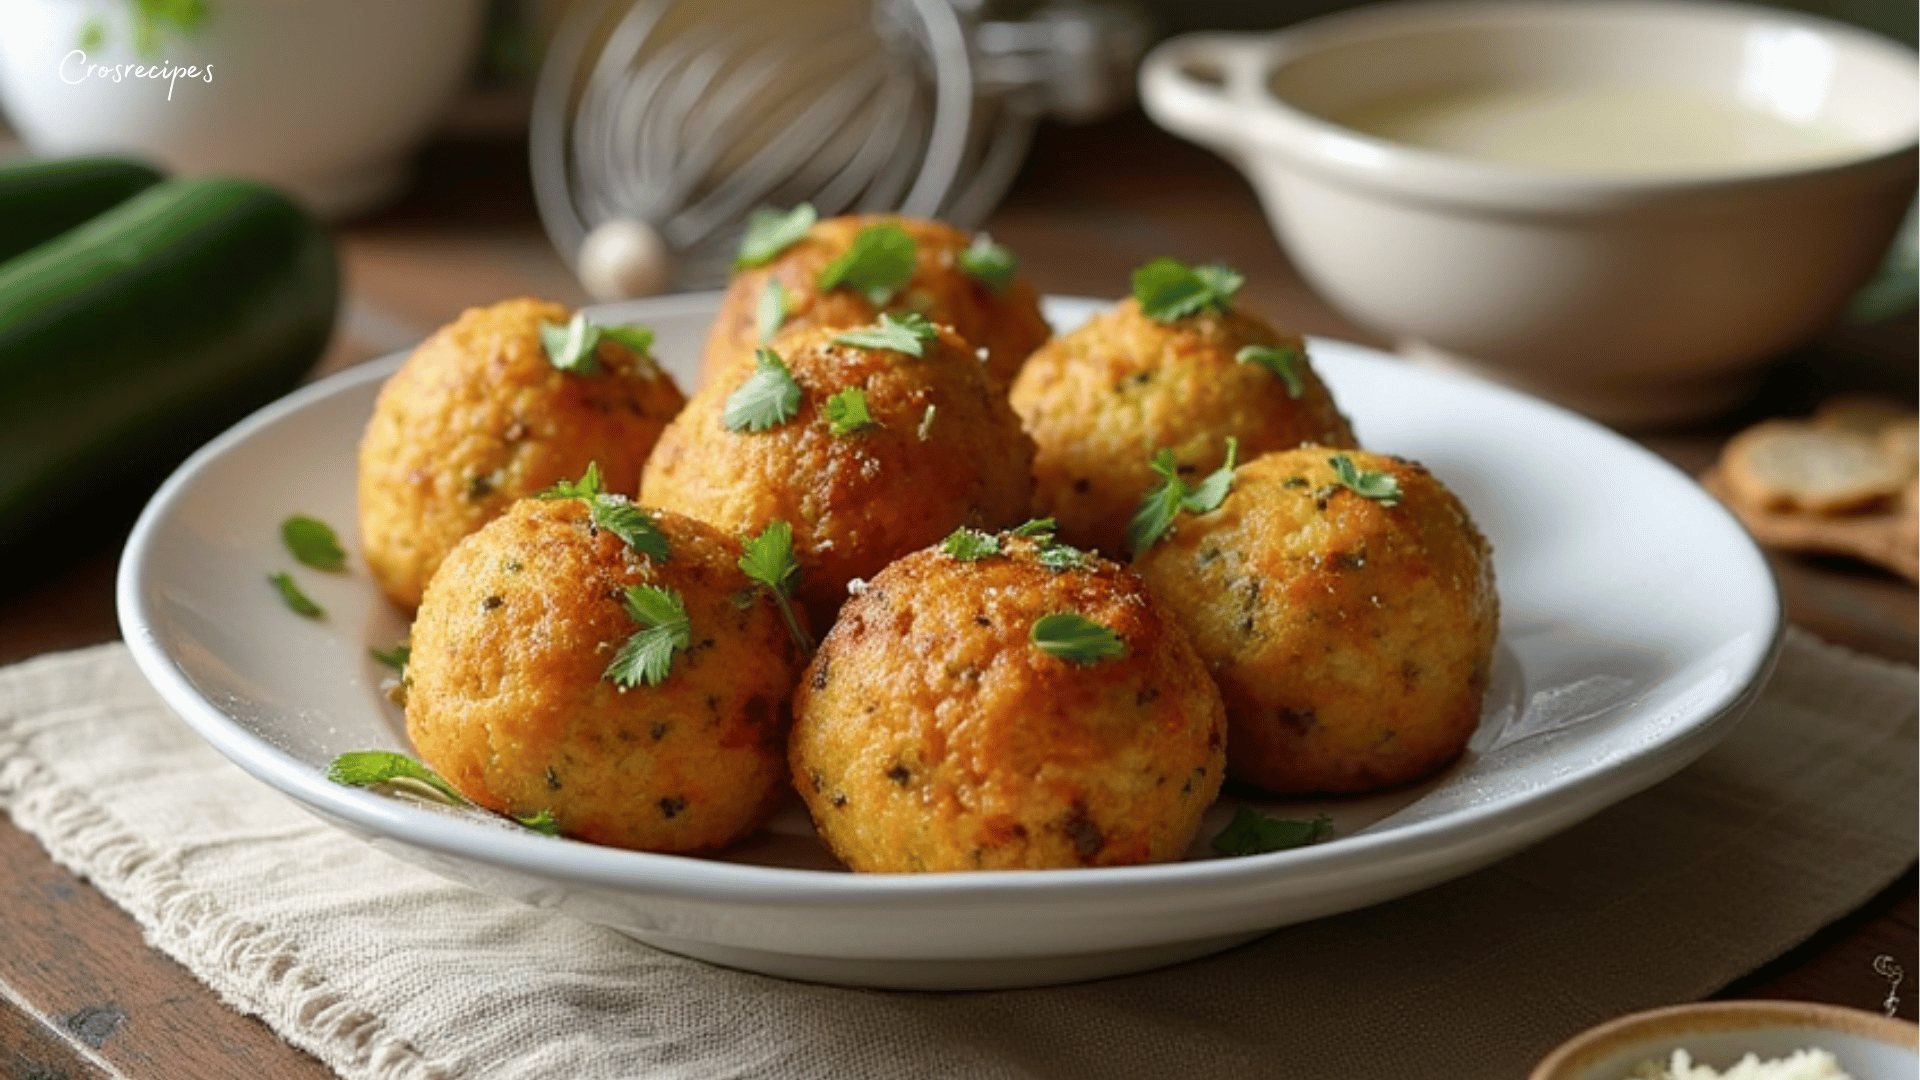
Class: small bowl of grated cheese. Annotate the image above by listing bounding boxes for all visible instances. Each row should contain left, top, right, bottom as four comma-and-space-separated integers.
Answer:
1530, 1001, 1918, 1080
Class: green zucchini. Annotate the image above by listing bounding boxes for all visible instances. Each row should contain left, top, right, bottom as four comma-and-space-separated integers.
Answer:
0, 176, 339, 566
0, 155, 165, 264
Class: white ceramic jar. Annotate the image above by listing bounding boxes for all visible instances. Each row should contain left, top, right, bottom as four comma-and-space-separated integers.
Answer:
1139, 0, 1919, 427
0, 0, 486, 219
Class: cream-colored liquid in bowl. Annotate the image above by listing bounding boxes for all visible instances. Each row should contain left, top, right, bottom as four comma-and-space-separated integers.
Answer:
1333, 85, 1863, 174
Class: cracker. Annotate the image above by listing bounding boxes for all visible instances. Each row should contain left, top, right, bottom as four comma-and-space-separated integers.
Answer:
1719, 419, 1909, 515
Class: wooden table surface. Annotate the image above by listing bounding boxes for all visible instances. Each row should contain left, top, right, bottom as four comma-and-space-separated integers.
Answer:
1, 111, 1913, 1079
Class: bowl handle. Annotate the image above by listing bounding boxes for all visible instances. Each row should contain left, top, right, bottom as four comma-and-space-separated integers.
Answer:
1138, 32, 1270, 160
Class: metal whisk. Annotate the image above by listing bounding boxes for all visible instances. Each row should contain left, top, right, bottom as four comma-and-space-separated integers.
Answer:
531, 0, 1145, 298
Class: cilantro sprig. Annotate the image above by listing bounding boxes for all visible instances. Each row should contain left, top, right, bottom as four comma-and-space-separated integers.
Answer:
824, 387, 878, 436
755, 276, 791, 343
942, 527, 1000, 562
817, 224, 916, 306
1128, 437, 1239, 555
606, 585, 691, 688
1211, 806, 1334, 856
735, 203, 817, 268
536, 463, 671, 560
957, 233, 1017, 293
282, 515, 346, 572
370, 643, 411, 671
1031, 611, 1124, 665
723, 349, 803, 432
740, 520, 812, 653
268, 571, 323, 618
539, 313, 655, 375
832, 311, 937, 356
1236, 343, 1304, 398
326, 750, 559, 835
1131, 257, 1244, 322
1328, 454, 1402, 506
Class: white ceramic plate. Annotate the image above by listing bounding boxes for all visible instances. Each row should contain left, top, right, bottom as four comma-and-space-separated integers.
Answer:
117, 294, 1782, 990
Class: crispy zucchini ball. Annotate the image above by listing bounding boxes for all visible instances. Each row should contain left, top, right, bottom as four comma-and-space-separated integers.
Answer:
404, 496, 807, 854
701, 213, 1051, 390
1009, 297, 1357, 559
790, 532, 1227, 872
640, 320, 1035, 629
1133, 449, 1498, 796
358, 297, 685, 611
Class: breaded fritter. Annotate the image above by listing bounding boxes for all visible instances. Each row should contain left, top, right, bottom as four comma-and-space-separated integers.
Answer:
358, 297, 685, 611
404, 497, 806, 854
701, 214, 1050, 390
790, 532, 1226, 872
1134, 448, 1498, 795
641, 320, 1035, 629
1010, 297, 1356, 559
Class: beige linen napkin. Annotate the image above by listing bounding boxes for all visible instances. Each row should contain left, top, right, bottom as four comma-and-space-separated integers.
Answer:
1, 628, 1914, 1080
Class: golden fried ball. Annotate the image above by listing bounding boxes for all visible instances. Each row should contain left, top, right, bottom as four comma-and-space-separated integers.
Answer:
1009, 297, 1357, 559
1133, 448, 1498, 796
790, 534, 1226, 872
404, 497, 807, 854
701, 214, 1051, 390
641, 321, 1035, 629
358, 297, 686, 611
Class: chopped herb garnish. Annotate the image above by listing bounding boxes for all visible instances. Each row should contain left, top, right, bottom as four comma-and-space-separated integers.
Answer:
1211, 805, 1334, 856
1034, 538, 1092, 572
722, 348, 803, 432
824, 386, 878, 436
327, 750, 560, 836
601, 324, 656, 355
539, 315, 656, 375
1010, 518, 1057, 538
957, 233, 1017, 293
281, 514, 346, 572
1328, 454, 1402, 506
755, 276, 791, 343
370, 643, 411, 671
817, 223, 916, 306
268, 571, 323, 619
606, 585, 691, 688
1128, 438, 1239, 555
831, 311, 937, 356
942, 527, 1000, 561
537, 464, 670, 560
1131, 257, 1244, 321
1031, 611, 1125, 665
735, 203, 817, 268
1236, 343, 1304, 398
739, 520, 812, 653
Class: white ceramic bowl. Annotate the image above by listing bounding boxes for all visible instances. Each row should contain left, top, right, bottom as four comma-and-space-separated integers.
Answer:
0, 0, 485, 218
1139, 0, 1919, 428
1530, 1001, 1920, 1080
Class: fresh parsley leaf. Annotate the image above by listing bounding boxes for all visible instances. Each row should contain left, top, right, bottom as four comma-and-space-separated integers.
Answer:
1128, 440, 1240, 554
1031, 611, 1125, 665
282, 514, 346, 572
735, 203, 817, 268
817, 224, 916, 306
590, 497, 670, 560
1329, 454, 1403, 506
538, 461, 603, 500
942, 527, 1000, 561
1183, 437, 1239, 515
601, 324, 656, 354
831, 311, 937, 356
326, 750, 466, 806
1131, 256, 1244, 321
957, 233, 1017, 293
723, 349, 803, 432
739, 520, 812, 653
1009, 518, 1057, 538
514, 808, 562, 835
755, 276, 791, 343
1211, 806, 1334, 856
1236, 343, 1304, 398
1034, 538, 1092, 572
824, 386, 878, 436
370, 643, 411, 671
268, 571, 323, 619
1129, 449, 1189, 556
606, 585, 691, 688
540, 312, 603, 374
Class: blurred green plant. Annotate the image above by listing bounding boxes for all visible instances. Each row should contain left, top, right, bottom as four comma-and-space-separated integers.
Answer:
74, 0, 212, 60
